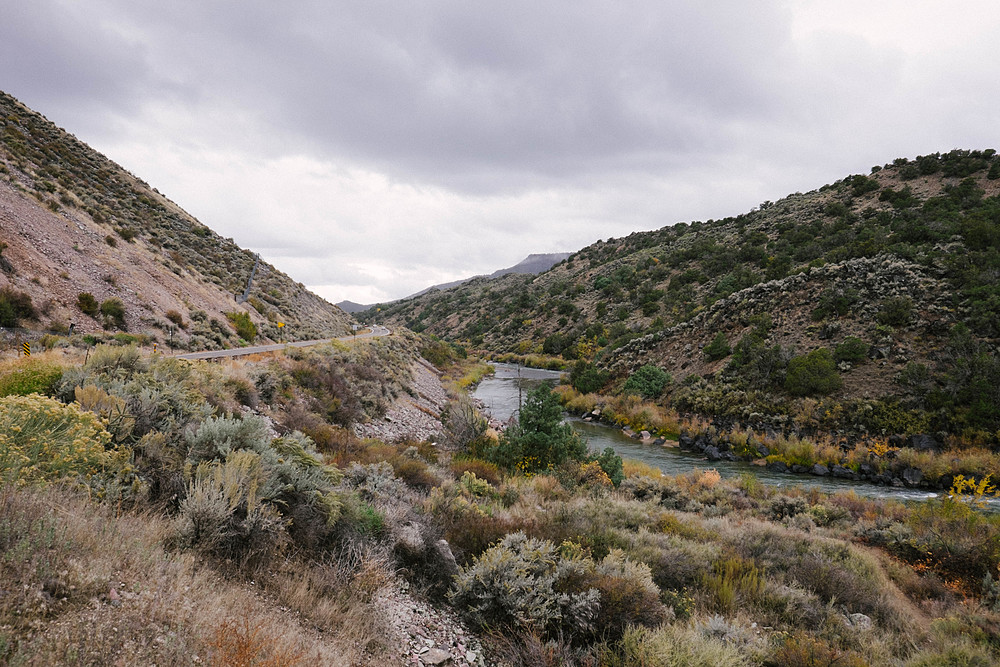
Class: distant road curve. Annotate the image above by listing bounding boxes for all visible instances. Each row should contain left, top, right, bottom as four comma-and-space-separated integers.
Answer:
172, 325, 390, 360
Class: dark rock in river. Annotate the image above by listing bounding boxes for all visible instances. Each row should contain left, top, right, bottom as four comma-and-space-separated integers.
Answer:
831, 465, 857, 480
791, 464, 810, 474
901, 467, 924, 487
811, 464, 830, 476
704, 446, 722, 461
766, 461, 789, 473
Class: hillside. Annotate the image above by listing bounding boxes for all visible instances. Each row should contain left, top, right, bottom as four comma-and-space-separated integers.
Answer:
0, 90, 351, 349
367, 151, 1000, 439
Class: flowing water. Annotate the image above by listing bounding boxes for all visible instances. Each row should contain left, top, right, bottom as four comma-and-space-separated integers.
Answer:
474, 363, 945, 503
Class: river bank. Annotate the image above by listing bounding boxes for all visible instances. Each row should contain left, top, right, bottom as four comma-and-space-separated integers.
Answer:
475, 363, 1000, 504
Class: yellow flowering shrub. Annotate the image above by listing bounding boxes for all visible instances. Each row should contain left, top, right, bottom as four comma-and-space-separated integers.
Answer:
0, 393, 126, 485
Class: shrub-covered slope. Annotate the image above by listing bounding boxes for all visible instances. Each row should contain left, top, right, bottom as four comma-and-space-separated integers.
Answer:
368, 151, 1000, 438
3, 340, 999, 666
0, 90, 351, 348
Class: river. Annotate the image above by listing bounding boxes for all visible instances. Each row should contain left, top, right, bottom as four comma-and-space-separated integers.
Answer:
474, 363, 944, 503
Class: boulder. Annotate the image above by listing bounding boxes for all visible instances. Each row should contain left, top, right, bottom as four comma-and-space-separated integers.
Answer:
831, 465, 856, 480
678, 433, 695, 449
908, 434, 941, 453
791, 464, 810, 474
810, 464, 830, 476
766, 461, 789, 473
704, 446, 722, 461
434, 539, 460, 579
639, 430, 651, 440
395, 522, 425, 557
901, 467, 923, 487
422, 648, 452, 665
848, 613, 873, 631
756, 445, 770, 457
653, 438, 666, 446
622, 428, 637, 439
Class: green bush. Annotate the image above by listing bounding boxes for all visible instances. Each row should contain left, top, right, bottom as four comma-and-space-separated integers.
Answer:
877, 296, 914, 327
76, 292, 99, 317
784, 348, 842, 396
0, 358, 63, 397
596, 447, 625, 487
834, 336, 868, 363
225, 311, 257, 342
703, 332, 731, 361
478, 383, 587, 473
570, 360, 609, 394
99, 297, 126, 329
623, 365, 671, 399
0, 287, 36, 327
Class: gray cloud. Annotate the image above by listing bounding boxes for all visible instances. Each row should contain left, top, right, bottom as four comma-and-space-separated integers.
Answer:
2, 1, 999, 302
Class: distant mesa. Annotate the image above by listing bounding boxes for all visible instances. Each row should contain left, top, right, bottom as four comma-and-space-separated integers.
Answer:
337, 252, 571, 312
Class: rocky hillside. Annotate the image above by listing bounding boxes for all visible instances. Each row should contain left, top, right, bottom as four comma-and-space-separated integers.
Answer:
0, 90, 351, 349
369, 151, 1000, 438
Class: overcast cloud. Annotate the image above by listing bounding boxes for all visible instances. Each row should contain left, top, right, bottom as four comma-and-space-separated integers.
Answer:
2, 1, 998, 303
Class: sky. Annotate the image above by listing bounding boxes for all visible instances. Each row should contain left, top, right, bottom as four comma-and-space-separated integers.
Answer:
2, 1, 999, 304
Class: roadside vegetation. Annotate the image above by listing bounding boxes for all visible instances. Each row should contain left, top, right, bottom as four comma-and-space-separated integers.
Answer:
2, 334, 999, 665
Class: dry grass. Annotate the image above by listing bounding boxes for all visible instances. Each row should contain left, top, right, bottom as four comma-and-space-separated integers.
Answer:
0, 484, 381, 666
622, 458, 664, 479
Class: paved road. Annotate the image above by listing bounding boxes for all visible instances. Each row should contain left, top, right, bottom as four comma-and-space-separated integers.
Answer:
172, 325, 390, 360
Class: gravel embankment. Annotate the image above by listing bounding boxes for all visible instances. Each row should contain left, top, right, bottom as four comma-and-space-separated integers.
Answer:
354, 359, 450, 443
